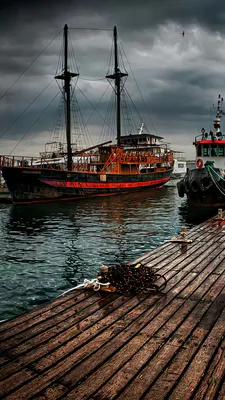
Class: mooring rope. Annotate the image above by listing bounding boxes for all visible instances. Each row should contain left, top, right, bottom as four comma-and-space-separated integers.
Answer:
59, 262, 167, 297
206, 165, 225, 196
57, 278, 111, 297
207, 165, 225, 181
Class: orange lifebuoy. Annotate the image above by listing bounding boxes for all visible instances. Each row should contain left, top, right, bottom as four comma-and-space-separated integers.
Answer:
196, 158, 203, 168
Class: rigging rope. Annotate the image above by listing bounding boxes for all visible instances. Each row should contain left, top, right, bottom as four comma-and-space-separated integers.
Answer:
77, 85, 115, 134
0, 79, 55, 140
118, 39, 158, 136
69, 28, 112, 31
79, 77, 106, 81
124, 88, 146, 132
0, 29, 62, 101
10, 91, 60, 155
68, 32, 80, 76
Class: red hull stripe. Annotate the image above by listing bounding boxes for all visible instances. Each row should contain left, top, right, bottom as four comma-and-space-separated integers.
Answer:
40, 177, 169, 189
196, 140, 225, 144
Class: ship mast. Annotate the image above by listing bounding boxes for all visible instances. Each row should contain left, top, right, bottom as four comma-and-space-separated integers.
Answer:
106, 26, 128, 146
55, 24, 79, 170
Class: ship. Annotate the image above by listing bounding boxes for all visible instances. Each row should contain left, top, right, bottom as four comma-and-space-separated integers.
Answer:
171, 151, 187, 179
1, 25, 174, 205
177, 94, 225, 208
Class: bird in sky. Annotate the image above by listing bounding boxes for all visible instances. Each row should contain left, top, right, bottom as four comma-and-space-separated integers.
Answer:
181, 30, 185, 37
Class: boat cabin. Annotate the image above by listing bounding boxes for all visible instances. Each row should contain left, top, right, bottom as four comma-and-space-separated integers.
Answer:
194, 129, 225, 169
120, 133, 163, 149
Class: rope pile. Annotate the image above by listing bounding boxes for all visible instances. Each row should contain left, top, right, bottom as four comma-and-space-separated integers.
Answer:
97, 262, 167, 295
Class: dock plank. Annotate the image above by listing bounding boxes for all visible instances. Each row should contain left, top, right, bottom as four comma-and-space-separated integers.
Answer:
1, 212, 225, 399
72, 273, 225, 400
143, 279, 225, 399
0, 292, 118, 353
193, 337, 225, 400
0, 290, 91, 334
167, 307, 225, 400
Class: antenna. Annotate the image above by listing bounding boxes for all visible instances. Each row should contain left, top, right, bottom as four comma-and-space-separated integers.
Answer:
138, 121, 145, 134
217, 94, 221, 117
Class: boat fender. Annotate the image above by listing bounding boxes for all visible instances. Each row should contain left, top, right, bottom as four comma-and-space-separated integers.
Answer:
196, 158, 203, 169
200, 177, 211, 191
191, 180, 199, 192
178, 182, 185, 197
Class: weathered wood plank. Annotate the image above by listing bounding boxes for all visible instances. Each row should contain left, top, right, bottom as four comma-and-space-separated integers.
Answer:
32, 382, 69, 400
0, 291, 96, 340
168, 308, 225, 399
70, 272, 225, 399
0, 294, 127, 378
152, 237, 221, 276
0, 290, 89, 334
0, 354, 10, 366
142, 281, 225, 399
62, 266, 225, 396
214, 257, 225, 275
130, 220, 220, 267
217, 379, 225, 400
0, 368, 38, 398
118, 293, 225, 400
0, 268, 194, 399
1, 292, 119, 354
193, 337, 225, 400
1, 214, 225, 400
145, 229, 219, 270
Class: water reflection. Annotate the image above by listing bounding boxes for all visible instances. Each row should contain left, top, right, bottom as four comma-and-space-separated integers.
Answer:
0, 186, 207, 320
178, 200, 217, 224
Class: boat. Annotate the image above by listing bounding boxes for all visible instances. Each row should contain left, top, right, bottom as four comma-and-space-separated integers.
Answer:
177, 94, 225, 208
171, 151, 186, 179
1, 25, 174, 205
165, 150, 186, 186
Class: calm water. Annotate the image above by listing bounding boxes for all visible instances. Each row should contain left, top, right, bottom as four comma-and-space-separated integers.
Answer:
0, 186, 216, 320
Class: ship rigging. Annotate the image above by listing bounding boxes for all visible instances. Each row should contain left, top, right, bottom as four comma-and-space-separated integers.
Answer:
1, 24, 174, 204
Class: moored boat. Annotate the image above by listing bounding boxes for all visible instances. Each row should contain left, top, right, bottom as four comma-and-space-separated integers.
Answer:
1, 25, 174, 204
171, 151, 186, 179
178, 94, 225, 208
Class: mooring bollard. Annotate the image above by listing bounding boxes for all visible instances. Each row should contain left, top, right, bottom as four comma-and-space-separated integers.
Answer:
98, 265, 109, 283
180, 226, 188, 241
169, 226, 192, 249
215, 208, 224, 221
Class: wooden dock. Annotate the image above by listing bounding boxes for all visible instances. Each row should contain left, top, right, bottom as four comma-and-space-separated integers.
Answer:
1, 213, 225, 399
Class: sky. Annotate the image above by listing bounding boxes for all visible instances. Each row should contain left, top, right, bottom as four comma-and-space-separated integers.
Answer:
1, 0, 225, 159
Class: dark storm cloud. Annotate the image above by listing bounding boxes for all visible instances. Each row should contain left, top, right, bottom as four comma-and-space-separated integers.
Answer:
1, 0, 225, 157
1, 0, 225, 33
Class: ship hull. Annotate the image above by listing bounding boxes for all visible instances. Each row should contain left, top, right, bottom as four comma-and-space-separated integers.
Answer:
177, 167, 225, 208
2, 167, 172, 204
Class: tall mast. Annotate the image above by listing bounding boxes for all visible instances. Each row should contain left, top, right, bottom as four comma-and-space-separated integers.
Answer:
106, 26, 128, 146
55, 24, 79, 170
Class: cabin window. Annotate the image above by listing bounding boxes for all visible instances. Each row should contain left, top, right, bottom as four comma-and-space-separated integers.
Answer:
211, 144, 218, 157
197, 145, 201, 157
178, 163, 185, 168
218, 145, 225, 156
203, 144, 209, 156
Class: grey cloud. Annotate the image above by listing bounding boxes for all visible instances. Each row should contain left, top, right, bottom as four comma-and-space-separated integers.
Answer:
1, 0, 225, 158
1, 0, 225, 35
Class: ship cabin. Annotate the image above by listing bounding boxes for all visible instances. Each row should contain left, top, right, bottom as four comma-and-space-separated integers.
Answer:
194, 128, 225, 169
95, 131, 173, 175
120, 133, 164, 152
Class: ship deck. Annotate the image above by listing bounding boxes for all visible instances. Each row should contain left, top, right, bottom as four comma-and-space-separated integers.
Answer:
1, 213, 225, 399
